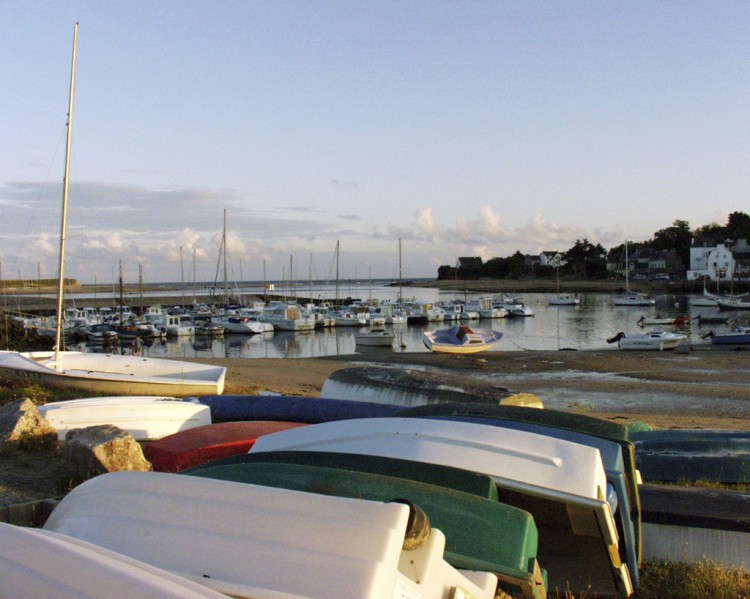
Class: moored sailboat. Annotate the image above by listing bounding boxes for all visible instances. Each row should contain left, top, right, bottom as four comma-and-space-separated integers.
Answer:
0, 24, 225, 396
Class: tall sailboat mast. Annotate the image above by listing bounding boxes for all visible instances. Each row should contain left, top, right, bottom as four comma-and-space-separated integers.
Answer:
54, 22, 78, 362
222, 208, 228, 306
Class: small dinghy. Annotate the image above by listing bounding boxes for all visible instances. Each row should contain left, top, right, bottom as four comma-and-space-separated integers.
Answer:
422, 325, 503, 354
44, 471, 499, 599
0, 522, 225, 599
144, 421, 308, 472
250, 417, 634, 597
38, 396, 211, 441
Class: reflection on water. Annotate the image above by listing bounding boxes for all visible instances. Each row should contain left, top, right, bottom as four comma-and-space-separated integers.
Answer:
68, 291, 749, 360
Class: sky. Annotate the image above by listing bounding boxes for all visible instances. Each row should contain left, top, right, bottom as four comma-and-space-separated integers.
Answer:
1, 1, 748, 285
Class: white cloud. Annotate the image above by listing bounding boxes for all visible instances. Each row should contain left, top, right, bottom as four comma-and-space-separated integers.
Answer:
413, 207, 436, 236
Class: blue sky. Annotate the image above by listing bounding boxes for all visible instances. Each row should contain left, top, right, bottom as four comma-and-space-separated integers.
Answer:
1, 1, 748, 284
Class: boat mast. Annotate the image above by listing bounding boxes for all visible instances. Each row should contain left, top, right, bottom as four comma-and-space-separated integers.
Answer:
54, 22, 78, 363
222, 208, 228, 306
335, 240, 340, 308
398, 238, 402, 305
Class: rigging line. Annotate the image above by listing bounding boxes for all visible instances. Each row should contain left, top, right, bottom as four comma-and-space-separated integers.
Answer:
6, 125, 68, 277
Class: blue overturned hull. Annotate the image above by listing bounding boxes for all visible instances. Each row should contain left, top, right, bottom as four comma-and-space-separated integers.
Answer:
196, 394, 401, 424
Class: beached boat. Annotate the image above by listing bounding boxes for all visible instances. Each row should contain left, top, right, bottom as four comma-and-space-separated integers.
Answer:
250, 417, 634, 596
196, 394, 402, 423
144, 421, 307, 472
630, 429, 750, 484
640, 483, 750, 569
394, 402, 643, 565
0, 351, 226, 396
0, 521, 226, 599
187, 459, 547, 599
403, 414, 640, 588
44, 471, 499, 599
0, 25, 225, 397
38, 396, 211, 441
422, 325, 503, 354
703, 326, 750, 345
606, 328, 687, 351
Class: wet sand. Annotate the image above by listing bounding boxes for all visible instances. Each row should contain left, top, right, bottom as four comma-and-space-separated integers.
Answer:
189, 348, 750, 430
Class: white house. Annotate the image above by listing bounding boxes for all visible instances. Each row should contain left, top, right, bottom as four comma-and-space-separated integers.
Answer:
687, 243, 734, 281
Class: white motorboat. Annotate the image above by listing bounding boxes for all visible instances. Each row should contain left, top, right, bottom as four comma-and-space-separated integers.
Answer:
259, 302, 316, 331
464, 296, 506, 319
0, 27, 226, 397
44, 471, 499, 599
355, 320, 395, 347
250, 417, 633, 597
422, 325, 503, 354
38, 396, 212, 441
495, 295, 535, 317
606, 328, 687, 351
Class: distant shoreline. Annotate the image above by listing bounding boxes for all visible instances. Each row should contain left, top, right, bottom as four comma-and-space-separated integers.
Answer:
1, 276, 746, 314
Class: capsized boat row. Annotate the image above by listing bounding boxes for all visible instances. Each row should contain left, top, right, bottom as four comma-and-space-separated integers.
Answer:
11, 386, 750, 597
4, 392, 654, 598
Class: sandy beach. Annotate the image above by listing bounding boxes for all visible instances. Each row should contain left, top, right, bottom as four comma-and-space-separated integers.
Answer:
189, 349, 750, 431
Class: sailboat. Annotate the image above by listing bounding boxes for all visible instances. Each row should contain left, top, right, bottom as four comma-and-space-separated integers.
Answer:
0, 24, 225, 396
611, 242, 655, 306
548, 254, 580, 306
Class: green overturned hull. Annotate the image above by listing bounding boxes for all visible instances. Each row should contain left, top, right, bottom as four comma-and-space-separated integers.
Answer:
187, 460, 546, 599
185, 450, 498, 499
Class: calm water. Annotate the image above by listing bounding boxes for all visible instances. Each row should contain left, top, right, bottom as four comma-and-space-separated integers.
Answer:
67, 285, 749, 359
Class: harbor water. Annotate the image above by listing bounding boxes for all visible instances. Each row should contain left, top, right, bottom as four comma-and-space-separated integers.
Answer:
62, 284, 750, 359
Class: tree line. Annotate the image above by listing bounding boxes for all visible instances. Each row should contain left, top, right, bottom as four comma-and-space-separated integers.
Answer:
437, 211, 750, 280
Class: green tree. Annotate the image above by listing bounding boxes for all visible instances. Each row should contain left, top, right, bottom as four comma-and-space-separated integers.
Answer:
651, 220, 692, 266
726, 211, 750, 241
565, 239, 607, 278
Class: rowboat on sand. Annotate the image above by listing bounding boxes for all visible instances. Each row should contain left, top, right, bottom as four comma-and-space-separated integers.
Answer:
422, 325, 503, 354
44, 471, 499, 599
38, 396, 211, 441
144, 421, 308, 472
0, 522, 225, 599
187, 459, 547, 599
250, 417, 634, 597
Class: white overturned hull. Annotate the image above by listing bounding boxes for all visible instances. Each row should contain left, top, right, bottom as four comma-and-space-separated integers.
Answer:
251, 417, 633, 596
0, 522, 225, 599
38, 396, 211, 441
45, 471, 498, 599
0, 351, 225, 396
